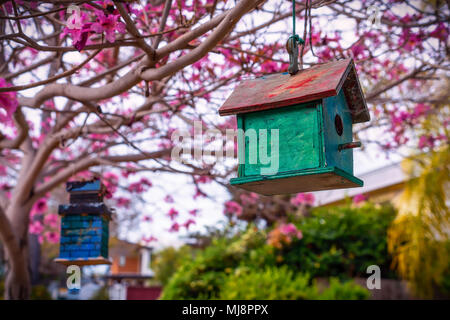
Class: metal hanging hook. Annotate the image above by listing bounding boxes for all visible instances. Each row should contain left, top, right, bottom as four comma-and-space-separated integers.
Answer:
287, 35, 304, 75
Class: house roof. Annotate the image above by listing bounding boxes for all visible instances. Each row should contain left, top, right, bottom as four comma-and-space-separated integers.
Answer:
109, 238, 153, 257
218, 58, 370, 123
313, 162, 406, 206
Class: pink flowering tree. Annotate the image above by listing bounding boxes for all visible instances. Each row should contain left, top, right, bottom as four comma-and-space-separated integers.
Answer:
0, 0, 448, 299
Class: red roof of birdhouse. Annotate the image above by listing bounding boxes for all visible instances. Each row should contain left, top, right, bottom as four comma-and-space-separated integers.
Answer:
219, 58, 370, 123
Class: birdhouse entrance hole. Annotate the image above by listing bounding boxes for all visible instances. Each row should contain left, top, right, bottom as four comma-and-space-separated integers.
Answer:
334, 114, 343, 136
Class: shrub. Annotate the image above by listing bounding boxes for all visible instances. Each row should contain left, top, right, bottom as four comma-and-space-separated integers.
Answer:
282, 203, 397, 278
219, 267, 313, 300
219, 267, 369, 300
153, 245, 193, 286
315, 278, 370, 300
161, 227, 274, 299
161, 204, 394, 299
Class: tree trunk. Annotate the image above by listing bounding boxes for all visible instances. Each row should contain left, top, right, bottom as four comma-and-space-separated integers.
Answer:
2, 203, 33, 300
4, 245, 31, 300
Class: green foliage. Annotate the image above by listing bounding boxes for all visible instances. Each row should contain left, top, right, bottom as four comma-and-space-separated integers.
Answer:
161, 204, 397, 300
315, 278, 370, 300
153, 245, 193, 286
219, 267, 313, 300
161, 227, 272, 300
283, 203, 396, 278
388, 148, 450, 298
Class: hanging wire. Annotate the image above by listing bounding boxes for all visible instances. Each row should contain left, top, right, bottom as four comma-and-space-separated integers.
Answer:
289, 0, 305, 48
287, 0, 305, 74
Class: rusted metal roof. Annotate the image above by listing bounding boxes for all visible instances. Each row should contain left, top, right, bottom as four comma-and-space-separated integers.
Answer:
219, 58, 370, 123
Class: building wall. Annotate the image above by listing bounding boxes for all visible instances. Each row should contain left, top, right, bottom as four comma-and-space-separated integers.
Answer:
110, 255, 140, 275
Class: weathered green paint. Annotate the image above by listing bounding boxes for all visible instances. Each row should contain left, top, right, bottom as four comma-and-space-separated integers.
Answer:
232, 96, 361, 195
322, 89, 353, 174
239, 102, 322, 177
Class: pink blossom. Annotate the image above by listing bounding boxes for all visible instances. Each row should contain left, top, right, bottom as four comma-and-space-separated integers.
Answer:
0, 78, 18, 124
189, 209, 198, 216
129, 181, 144, 193
142, 235, 157, 243
60, 11, 92, 51
169, 222, 180, 232
0, 165, 6, 176
193, 187, 206, 199
29, 221, 44, 235
413, 103, 430, 118
240, 192, 259, 206
116, 197, 130, 208
44, 214, 59, 228
44, 231, 59, 244
140, 178, 152, 187
418, 135, 437, 149
429, 23, 448, 42
164, 195, 174, 203
142, 215, 152, 222
290, 193, 315, 206
121, 163, 138, 178
279, 223, 303, 240
91, 10, 126, 43
32, 198, 48, 215
183, 219, 196, 230
353, 193, 367, 204
350, 44, 366, 59
224, 201, 243, 216
103, 172, 119, 198
194, 175, 212, 184
167, 208, 179, 220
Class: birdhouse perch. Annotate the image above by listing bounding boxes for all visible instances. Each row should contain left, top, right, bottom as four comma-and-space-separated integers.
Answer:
219, 58, 370, 196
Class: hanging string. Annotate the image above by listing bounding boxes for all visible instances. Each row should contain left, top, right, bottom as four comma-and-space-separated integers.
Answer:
287, 0, 305, 74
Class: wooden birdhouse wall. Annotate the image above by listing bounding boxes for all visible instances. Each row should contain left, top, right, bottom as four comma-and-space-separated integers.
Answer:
59, 214, 109, 260
237, 101, 322, 176
322, 89, 354, 175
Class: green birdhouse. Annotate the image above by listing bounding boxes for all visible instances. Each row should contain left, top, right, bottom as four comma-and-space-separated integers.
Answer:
218, 58, 370, 196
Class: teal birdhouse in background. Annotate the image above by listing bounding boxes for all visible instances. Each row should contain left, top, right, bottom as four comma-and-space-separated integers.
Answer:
219, 58, 370, 196
55, 180, 112, 266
